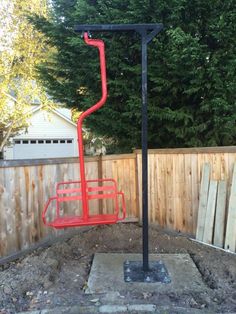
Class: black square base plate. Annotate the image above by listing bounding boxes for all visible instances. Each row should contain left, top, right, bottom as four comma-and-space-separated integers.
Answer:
124, 260, 171, 283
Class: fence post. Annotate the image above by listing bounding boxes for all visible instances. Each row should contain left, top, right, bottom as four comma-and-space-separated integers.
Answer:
98, 154, 103, 214
133, 150, 141, 223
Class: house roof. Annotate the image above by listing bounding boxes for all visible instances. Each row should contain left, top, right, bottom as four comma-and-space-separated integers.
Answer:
31, 105, 77, 127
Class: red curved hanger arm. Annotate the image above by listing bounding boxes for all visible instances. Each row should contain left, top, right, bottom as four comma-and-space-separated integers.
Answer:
77, 33, 107, 220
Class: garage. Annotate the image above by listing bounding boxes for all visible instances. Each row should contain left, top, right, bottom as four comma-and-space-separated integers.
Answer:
13, 138, 75, 159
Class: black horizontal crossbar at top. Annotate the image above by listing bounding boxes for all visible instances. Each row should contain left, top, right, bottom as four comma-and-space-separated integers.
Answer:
74, 24, 163, 34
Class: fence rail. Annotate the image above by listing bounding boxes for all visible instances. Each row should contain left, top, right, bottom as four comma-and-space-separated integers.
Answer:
1, 146, 236, 257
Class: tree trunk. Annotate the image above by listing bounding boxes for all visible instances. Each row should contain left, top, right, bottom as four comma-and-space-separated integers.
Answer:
0, 125, 14, 156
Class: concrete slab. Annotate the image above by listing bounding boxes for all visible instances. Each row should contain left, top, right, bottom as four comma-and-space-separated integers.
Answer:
86, 253, 207, 294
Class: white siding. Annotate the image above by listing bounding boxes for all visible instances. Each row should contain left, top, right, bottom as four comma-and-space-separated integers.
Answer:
20, 110, 76, 138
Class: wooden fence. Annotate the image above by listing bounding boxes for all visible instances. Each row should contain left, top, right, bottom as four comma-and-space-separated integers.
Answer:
0, 154, 138, 258
1, 146, 236, 258
136, 147, 236, 236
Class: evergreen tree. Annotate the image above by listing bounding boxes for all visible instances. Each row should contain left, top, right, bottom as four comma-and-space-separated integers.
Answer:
30, 0, 236, 152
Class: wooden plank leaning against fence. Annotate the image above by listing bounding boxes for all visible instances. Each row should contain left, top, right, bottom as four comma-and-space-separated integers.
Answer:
1, 146, 236, 258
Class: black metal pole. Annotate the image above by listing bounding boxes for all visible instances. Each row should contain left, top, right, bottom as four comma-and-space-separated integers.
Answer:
74, 24, 164, 277
141, 31, 149, 272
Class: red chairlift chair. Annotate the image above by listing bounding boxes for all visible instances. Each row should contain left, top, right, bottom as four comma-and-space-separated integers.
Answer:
42, 33, 126, 229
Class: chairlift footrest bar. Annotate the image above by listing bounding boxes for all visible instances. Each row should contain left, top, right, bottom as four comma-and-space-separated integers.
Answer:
47, 214, 120, 229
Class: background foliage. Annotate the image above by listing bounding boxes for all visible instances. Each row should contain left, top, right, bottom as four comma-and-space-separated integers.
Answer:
0, 0, 52, 154
30, 0, 236, 152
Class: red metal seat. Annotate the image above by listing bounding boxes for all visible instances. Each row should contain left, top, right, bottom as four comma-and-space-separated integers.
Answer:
42, 33, 126, 228
42, 179, 126, 229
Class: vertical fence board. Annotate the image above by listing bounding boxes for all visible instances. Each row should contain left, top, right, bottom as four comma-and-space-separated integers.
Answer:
165, 154, 172, 229
196, 163, 211, 241
155, 154, 164, 226
152, 155, 159, 223
131, 158, 138, 218
176, 154, 185, 232
0, 168, 8, 256
31, 165, 40, 244
148, 154, 153, 223
191, 154, 199, 234
172, 154, 179, 231
184, 154, 193, 234
137, 153, 142, 221
103, 159, 113, 214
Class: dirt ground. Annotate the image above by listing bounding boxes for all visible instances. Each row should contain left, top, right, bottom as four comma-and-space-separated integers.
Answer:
0, 223, 236, 313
